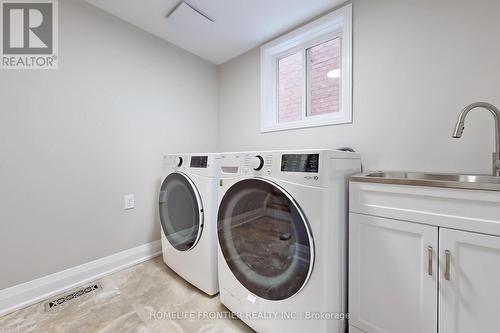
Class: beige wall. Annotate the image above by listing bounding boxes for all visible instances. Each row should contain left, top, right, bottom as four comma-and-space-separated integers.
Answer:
0, 0, 218, 289
217, 0, 500, 175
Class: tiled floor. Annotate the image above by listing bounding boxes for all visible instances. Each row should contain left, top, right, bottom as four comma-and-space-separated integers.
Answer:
0, 257, 253, 333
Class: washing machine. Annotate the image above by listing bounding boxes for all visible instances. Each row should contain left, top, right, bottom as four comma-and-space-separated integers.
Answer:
216, 150, 361, 332
159, 153, 220, 295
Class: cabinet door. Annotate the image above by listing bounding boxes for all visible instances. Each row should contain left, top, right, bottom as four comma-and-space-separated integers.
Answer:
439, 228, 500, 333
349, 213, 438, 333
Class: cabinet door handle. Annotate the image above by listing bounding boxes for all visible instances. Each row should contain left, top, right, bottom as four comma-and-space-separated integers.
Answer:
444, 250, 451, 281
427, 246, 433, 276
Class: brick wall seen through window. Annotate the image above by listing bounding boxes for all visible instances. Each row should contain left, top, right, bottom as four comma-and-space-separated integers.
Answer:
278, 52, 303, 123
308, 38, 341, 116
277, 38, 341, 123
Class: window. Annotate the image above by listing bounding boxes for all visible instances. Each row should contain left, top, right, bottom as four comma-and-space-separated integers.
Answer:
261, 4, 352, 132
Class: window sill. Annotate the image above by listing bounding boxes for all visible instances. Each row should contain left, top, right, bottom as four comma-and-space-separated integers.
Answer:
261, 115, 352, 133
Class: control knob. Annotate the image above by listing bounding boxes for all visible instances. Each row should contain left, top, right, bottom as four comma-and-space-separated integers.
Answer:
250, 155, 265, 171
175, 156, 183, 167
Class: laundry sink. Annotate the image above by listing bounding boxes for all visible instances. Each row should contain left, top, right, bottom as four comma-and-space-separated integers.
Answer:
351, 171, 500, 191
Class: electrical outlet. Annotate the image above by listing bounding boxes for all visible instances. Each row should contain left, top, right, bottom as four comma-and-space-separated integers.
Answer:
124, 194, 135, 210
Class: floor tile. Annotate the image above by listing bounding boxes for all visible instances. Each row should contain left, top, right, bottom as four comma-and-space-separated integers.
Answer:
0, 257, 253, 333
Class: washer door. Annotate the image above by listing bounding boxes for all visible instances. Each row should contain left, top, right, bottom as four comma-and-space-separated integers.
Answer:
217, 178, 314, 301
159, 172, 204, 251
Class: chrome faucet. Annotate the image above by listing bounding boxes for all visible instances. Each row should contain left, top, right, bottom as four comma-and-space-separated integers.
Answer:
452, 102, 500, 177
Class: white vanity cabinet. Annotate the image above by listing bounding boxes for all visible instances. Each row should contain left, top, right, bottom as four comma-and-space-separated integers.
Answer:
439, 229, 500, 333
349, 213, 438, 333
349, 182, 500, 333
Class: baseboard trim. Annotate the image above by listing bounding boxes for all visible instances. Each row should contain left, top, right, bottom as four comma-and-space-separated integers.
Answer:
0, 240, 162, 317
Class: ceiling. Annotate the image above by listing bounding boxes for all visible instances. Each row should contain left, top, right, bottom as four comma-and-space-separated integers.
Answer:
86, 0, 347, 65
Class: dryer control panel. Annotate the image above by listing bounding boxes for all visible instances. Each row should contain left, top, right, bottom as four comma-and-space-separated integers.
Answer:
190, 156, 208, 168
163, 154, 221, 178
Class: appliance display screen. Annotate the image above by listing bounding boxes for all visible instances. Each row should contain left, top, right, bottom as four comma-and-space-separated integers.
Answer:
281, 154, 319, 173
190, 156, 208, 168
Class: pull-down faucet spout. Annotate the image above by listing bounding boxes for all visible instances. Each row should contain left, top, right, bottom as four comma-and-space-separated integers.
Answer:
452, 102, 500, 177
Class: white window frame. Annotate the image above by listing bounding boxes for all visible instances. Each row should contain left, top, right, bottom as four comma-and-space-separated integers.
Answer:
260, 4, 352, 133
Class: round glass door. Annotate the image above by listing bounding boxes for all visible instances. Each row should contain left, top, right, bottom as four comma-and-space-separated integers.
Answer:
217, 178, 314, 301
159, 172, 203, 251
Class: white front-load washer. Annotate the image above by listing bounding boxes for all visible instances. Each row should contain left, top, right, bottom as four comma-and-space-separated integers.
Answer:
159, 153, 219, 295
216, 150, 361, 332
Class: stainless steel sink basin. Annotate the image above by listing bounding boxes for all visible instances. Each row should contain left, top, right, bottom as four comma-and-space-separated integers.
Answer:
351, 171, 500, 191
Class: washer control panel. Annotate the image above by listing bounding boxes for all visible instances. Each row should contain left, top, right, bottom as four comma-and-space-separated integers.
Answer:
281, 154, 319, 173
244, 153, 273, 175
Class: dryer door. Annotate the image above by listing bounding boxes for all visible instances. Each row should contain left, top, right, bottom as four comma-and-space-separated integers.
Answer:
218, 178, 314, 301
159, 172, 204, 251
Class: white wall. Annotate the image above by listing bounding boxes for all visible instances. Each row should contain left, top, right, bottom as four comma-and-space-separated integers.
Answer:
3, 0, 500, 292
0, 0, 218, 290
218, 0, 500, 175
